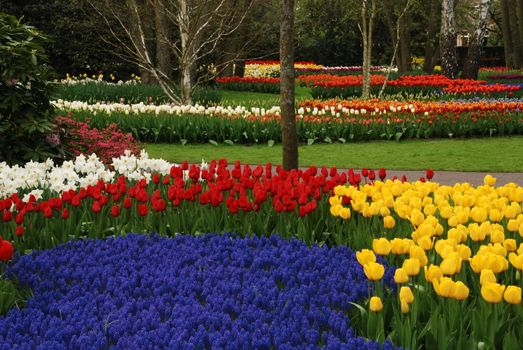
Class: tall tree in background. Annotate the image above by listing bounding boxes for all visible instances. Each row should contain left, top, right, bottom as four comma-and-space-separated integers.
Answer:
440, 0, 458, 78
280, 0, 298, 170
462, 0, 492, 79
360, 0, 376, 99
422, 0, 441, 72
89, 0, 253, 104
381, 0, 411, 73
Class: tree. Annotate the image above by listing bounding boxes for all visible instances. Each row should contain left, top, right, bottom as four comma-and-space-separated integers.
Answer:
360, 0, 376, 99
90, 0, 253, 104
422, 0, 442, 72
381, 0, 412, 73
0, 13, 59, 164
280, 0, 298, 170
462, 0, 492, 79
440, 0, 458, 78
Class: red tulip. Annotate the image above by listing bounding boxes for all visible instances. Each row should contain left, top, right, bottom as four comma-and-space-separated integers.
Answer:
2, 211, 12, 223
137, 204, 148, 216
61, 208, 70, 220
426, 169, 434, 180
378, 168, 386, 181
15, 226, 24, 237
0, 239, 14, 261
368, 170, 376, 180
91, 201, 101, 214
123, 197, 132, 209
111, 205, 120, 217
43, 206, 53, 218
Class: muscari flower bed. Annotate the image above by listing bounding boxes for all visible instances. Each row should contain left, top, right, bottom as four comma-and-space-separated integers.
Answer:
0, 234, 398, 350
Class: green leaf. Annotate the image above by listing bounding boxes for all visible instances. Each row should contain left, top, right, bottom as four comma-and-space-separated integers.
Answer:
267, 140, 275, 147
324, 136, 332, 144
395, 132, 404, 141
180, 139, 187, 146
338, 138, 346, 144
224, 139, 234, 145
209, 140, 218, 146
307, 138, 316, 146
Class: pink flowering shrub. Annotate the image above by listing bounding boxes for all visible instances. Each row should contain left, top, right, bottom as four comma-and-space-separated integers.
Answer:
56, 114, 141, 164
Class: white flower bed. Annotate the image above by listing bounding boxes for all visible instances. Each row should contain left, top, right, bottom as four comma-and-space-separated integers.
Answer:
0, 151, 176, 199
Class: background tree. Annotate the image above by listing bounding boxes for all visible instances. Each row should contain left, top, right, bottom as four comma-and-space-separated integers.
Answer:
441, 0, 458, 78
360, 0, 376, 99
280, 0, 298, 170
462, 0, 492, 79
421, 0, 442, 72
89, 0, 254, 104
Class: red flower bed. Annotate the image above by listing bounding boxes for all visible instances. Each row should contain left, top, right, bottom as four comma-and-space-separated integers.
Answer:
215, 76, 280, 84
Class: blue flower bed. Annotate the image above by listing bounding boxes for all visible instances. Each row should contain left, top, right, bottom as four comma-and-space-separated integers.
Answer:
0, 234, 397, 349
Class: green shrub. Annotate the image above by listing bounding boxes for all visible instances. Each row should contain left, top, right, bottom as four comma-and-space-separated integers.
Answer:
0, 13, 59, 164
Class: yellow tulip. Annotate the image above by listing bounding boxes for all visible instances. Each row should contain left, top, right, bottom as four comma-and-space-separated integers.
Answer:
380, 206, 391, 217
433, 277, 455, 298
471, 206, 488, 223
481, 282, 505, 303
409, 210, 425, 227
333, 186, 346, 197
440, 206, 453, 219
403, 258, 421, 276
372, 238, 391, 256
519, 223, 523, 238
363, 262, 385, 281
448, 216, 459, 227
383, 215, 395, 229
484, 175, 496, 187
424, 264, 443, 282
480, 269, 497, 285
399, 286, 414, 304
356, 249, 376, 266
409, 245, 428, 267
440, 253, 462, 275
369, 296, 384, 312
489, 209, 503, 223
503, 286, 522, 305
391, 238, 412, 255
504, 205, 518, 219
507, 219, 520, 232
504, 239, 517, 252
453, 281, 470, 301
509, 253, 523, 270
416, 235, 433, 251
394, 267, 409, 284
339, 207, 351, 220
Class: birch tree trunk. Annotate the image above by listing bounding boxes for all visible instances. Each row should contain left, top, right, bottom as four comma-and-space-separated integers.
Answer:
440, 0, 458, 78
178, 0, 193, 104
462, 0, 492, 79
280, 0, 298, 170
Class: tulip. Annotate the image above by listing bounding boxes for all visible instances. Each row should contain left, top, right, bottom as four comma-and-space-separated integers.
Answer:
372, 238, 391, 255
383, 215, 395, 229
484, 175, 496, 187
440, 253, 462, 275
369, 296, 383, 312
424, 265, 442, 282
479, 269, 497, 285
503, 239, 517, 252
15, 226, 24, 237
509, 253, 523, 270
394, 268, 409, 284
61, 208, 70, 220
363, 262, 385, 281
503, 286, 522, 304
403, 258, 421, 276
452, 281, 469, 301
356, 249, 376, 266
0, 240, 14, 261
399, 286, 414, 304
400, 299, 410, 313
481, 282, 505, 303
433, 277, 455, 298
409, 245, 428, 266
471, 207, 487, 223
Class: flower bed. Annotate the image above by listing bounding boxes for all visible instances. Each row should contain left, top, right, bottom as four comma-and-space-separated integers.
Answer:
0, 233, 398, 349
215, 76, 280, 94
302, 74, 522, 99
0, 155, 400, 252
329, 175, 523, 349
57, 99, 523, 144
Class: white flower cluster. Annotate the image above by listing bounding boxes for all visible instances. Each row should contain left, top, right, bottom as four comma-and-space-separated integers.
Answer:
56, 77, 140, 86
296, 103, 417, 117
52, 100, 281, 118
0, 151, 175, 199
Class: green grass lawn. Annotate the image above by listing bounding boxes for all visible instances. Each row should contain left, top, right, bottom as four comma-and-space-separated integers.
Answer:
145, 137, 523, 172
219, 86, 311, 107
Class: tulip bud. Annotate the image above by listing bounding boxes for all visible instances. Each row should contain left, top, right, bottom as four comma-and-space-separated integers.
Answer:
372, 238, 391, 256
503, 286, 522, 304
481, 282, 505, 303
383, 215, 395, 229
356, 249, 376, 266
399, 286, 414, 304
369, 296, 383, 312
394, 268, 409, 284
403, 258, 421, 276
363, 262, 385, 281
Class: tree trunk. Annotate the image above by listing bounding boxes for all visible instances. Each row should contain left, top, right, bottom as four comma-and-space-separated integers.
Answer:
399, 15, 410, 72
280, 0, 297, 170
179, 0, 192, 104
440, 0, 458, 78
155, 0, 172, 80
361, 0, 375, 99
508, 0, 523, 67
501, 0, 514, 68
518, 0, 523, 57
423, 0, 441, 72
462, 0, 492, 79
